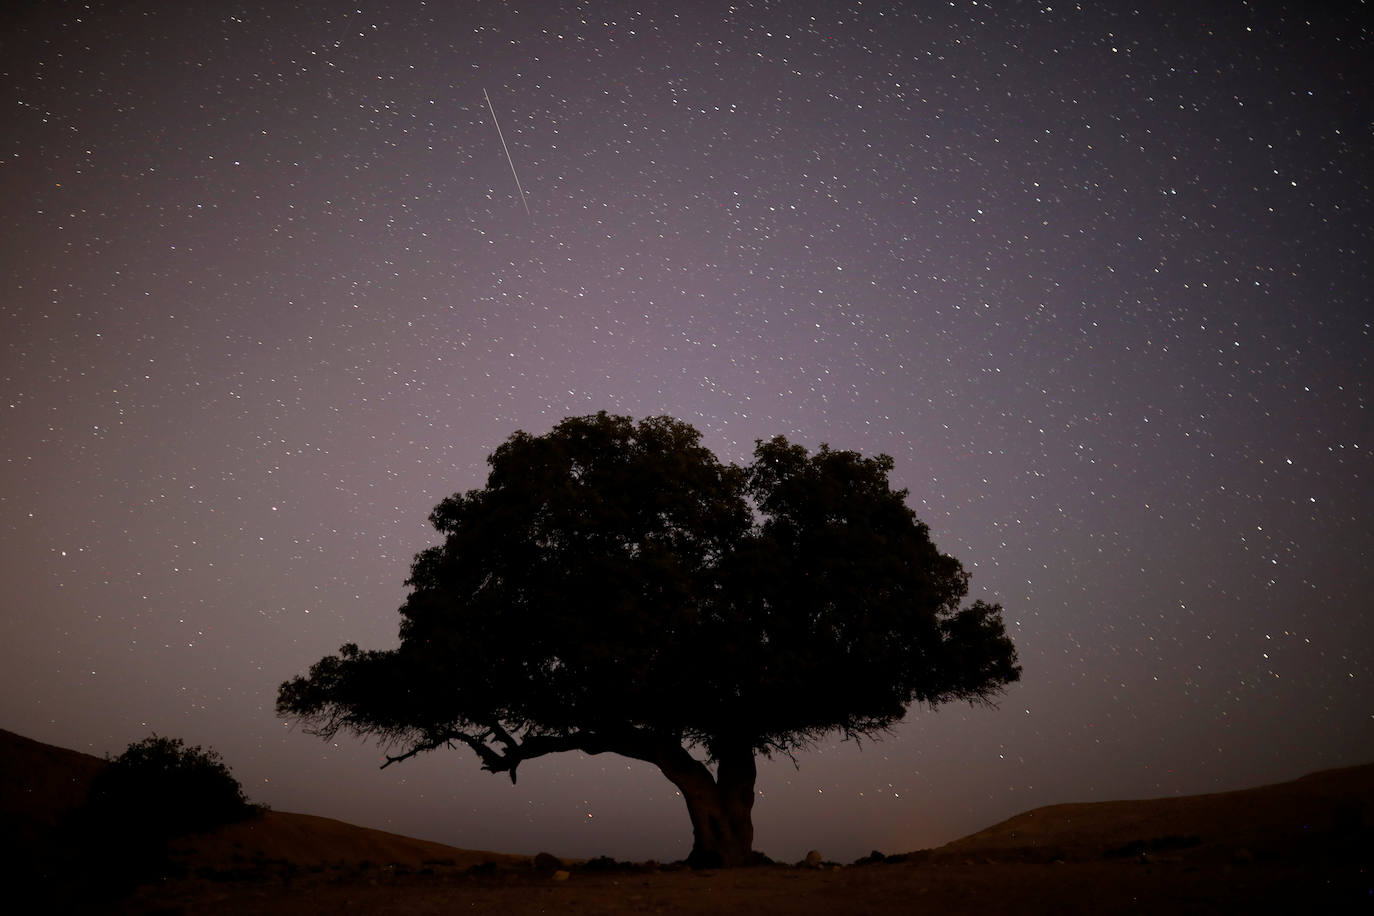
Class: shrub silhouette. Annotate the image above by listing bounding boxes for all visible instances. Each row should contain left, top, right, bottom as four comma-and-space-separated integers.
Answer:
83, 734, 258, 838
61, 734, 261, 897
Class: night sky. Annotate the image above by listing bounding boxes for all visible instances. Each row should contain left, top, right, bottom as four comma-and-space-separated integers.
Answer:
3, 1, 1371, 864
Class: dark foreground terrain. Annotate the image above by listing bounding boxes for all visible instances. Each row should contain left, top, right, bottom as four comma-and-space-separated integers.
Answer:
3, 728, 1370, 914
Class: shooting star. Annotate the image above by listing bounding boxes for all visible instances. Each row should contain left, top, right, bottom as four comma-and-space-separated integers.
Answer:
484, 88, 530, 216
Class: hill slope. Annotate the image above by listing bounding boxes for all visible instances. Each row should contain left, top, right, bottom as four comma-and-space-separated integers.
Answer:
931, 763, 1374, 864
0, 727, 525, 875
0, 727, 106, 828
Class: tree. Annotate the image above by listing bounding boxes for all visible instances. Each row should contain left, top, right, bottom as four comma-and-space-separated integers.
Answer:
278, 412, 1020, 867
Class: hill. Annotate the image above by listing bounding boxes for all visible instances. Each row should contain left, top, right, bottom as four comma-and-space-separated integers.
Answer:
0, 727, 108, 886
0, 727, 106, 833
931, 762, 1374, 865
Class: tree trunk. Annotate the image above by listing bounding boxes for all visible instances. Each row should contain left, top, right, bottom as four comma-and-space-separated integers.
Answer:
657, 742, 757, 868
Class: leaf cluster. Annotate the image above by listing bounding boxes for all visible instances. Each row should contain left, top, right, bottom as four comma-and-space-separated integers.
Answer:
278, 412, 1020, 766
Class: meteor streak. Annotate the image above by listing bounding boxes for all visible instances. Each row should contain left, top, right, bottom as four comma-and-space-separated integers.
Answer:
484, 88, 530, 215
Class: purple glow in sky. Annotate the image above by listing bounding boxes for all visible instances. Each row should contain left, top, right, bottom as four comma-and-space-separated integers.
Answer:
2, 1, 1370, 864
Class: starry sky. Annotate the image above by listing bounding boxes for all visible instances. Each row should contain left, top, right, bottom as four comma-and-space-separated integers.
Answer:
2, 1, 1371, 864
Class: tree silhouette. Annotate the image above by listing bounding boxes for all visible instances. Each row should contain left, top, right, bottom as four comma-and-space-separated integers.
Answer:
278, 412, 1020, 867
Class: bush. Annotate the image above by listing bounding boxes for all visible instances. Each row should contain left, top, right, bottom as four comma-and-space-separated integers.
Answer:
84, 734, 259, 837
58, 734, 262, 899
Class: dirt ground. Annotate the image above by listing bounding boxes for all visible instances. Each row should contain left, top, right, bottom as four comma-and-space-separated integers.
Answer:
117, 853, 1368, 915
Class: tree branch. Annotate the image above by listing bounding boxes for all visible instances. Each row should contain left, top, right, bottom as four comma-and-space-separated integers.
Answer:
379, 733, 457, 769
380, 724, 676, 784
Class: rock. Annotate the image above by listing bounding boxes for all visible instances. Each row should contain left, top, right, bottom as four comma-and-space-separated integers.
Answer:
533, 852, 563, 871
552, 870, 570, 881
804, 850, 824, 868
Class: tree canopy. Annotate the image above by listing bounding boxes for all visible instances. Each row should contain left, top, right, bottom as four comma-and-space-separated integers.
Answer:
278, 412, 1020, 866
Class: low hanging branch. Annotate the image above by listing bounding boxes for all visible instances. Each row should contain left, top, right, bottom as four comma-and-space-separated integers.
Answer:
381, 723, 666, 784
379, 732, 459, 770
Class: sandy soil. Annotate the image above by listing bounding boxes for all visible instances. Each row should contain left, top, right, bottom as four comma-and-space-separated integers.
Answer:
111, 856, 1367, 916
165, 809, 532, 872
